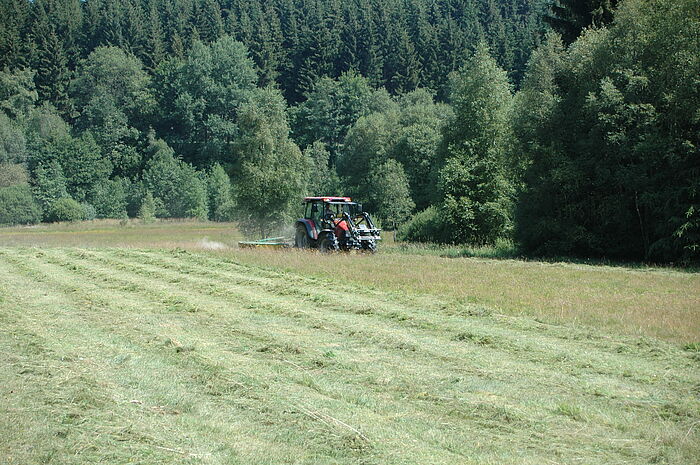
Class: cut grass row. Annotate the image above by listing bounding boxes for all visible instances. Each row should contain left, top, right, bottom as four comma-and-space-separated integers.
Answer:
228, 247, 700, 343
1, 247, 698, 464
2, 220, 698, 343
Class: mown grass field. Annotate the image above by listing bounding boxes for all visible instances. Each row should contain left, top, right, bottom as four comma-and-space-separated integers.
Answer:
1, 221, 699, 464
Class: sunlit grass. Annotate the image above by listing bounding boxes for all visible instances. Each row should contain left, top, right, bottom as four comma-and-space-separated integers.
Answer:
1, 246, 698, 464
1, 219, 698, 343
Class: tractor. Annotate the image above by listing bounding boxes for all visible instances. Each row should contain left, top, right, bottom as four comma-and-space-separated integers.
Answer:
295, 197, 381, 252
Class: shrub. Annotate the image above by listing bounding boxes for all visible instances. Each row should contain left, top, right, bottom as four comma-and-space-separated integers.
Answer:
207, 163, 234, 221
81, 202, 97, 221
397, 206, 449, 243
142, 142, 208, 220
138, 191, 156, 223
0, 163, 29, 187
0, 184, 42, 225
46, 197, 84, 222
91, 178, 128, 219
32, 160, 68, 209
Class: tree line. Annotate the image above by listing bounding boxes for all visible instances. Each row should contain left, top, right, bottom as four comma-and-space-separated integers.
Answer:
0, 0, 549, 105
0, 0, 698, 263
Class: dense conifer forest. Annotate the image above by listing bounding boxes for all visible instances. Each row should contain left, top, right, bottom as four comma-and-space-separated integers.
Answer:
0, 0, 698, 263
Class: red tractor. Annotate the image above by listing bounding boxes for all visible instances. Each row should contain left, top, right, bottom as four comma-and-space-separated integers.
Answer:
295, 197, 381, 252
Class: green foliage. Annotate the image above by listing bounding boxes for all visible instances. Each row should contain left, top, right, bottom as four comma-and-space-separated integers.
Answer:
304, 141, 341, 196
233, 88, 310, 236
0, 67, 38, 120
207, 163, 235, 221
0, 0, 692, 264
0, 162, 28, 187
390, 90, 453, 210
31, 132, 111, 203
71, 46, 153, 177
91, 178, 129, 219
45, 197, 84, 222
511, 33, 565, 181
0, 113, 26, 163
339, 88, 451, 211
81, 202, 97, 221
436, 43, 515, 245
545, 0, 619, 45
138, 191, 156, 223
31, 13, 71, 115
142, 136, 208, 220
72, 46, 153, 125
397, 206, 448, 244
517, 0, 700, 262
292, 72, 384, 159
366, 159, 415, 227
338, 109, 399, 195
0, 183, 42, 225
31, 159, 68, 211
152, 36, 258, 166
24, 104, 69, 144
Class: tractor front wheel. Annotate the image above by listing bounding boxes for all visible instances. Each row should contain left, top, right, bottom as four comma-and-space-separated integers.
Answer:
362, 240, 377, 254
319, 234, 339, 253
295, 225, 310, 249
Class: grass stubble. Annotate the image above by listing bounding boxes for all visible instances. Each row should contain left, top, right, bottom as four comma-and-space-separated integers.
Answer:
0, 243, 698, 464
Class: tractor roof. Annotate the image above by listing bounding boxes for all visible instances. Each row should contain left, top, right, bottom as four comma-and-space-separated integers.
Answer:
303, 196, 352, 202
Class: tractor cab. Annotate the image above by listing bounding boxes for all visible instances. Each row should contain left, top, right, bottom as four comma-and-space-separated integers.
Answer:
295, 197, 381, 252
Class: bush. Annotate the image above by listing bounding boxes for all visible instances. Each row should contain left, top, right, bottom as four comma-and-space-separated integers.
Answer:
138, 191, 156, 223
0, 163, 29, 187
397, 206, 449, 243
142, 141, 208, 220
91, 178, 128, 218
81, 202, 97, 221
207, 163, 235, 221
0, 184, 42, 225
46, 197, 84, 222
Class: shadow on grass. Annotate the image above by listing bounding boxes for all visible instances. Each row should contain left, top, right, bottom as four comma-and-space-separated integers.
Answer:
386, 240, 699, 273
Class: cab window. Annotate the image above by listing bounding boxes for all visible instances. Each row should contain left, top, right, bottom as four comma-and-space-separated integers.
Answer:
310, 202, 323, 222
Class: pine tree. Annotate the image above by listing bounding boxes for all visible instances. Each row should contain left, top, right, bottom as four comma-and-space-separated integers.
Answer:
195, 0, 223, 43
31, 11, 72, 117
138, 190, 156, 222
123, 0, 147, 59
144, 0, 166, 70
545, 0, 619, 45
0, 0, 31, 69
387, 21, 421, 94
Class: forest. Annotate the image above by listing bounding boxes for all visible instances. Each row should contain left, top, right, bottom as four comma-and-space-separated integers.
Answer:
0, 0, 698, 263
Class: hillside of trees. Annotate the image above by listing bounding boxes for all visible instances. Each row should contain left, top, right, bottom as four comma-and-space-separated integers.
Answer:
0, 0, 698, 263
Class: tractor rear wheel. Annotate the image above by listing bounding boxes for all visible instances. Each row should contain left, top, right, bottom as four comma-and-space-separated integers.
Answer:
319, 234, 339, 253
295, 225, 310, 249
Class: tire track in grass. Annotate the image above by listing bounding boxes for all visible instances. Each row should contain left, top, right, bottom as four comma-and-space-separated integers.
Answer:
72, 247, 603, 404
2, 250, 696, 464
148, 249, 686, 354
1, 249, 483, 464
93, 248, 697, 454
45, 248, 700, 462
71, 248, 700, 416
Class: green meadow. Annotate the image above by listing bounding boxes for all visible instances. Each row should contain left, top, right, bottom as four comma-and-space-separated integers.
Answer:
1, 221, 698, 464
